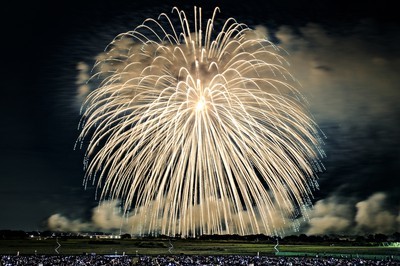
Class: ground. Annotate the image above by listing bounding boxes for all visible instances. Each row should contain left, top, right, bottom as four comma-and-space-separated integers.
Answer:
0, 238, 399, 260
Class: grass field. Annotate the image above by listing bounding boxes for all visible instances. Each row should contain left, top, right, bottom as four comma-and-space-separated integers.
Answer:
1, 238, 399, 260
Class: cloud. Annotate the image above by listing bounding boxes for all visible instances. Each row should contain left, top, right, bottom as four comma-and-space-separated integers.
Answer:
299, 192, 400, 235
47, 193, 400, 236
75, 62, 91, 108
47, 214, 91, 232
275, 23, 400, 126
47, 198, 296, 236
355, 193, 400, 234
74, 36, 160, 108
305, 197, 353, 235
48, 200, 132, 233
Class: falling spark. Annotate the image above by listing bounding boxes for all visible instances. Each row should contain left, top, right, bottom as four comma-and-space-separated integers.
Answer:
274, 238, 280, 254
77, 7, 325, 237
168, 239, 174, 254
55, 238, 61, 254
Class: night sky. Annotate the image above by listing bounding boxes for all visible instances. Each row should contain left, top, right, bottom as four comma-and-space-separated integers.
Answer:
1, 0, 399, 235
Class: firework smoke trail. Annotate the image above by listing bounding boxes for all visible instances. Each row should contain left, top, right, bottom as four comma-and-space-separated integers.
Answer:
77, 7, 325, 237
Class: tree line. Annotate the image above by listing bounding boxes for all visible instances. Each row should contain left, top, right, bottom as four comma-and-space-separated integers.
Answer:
1, 230, 399, 245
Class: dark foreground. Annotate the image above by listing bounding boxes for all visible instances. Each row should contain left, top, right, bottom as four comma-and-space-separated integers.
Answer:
1, 255, 399, 266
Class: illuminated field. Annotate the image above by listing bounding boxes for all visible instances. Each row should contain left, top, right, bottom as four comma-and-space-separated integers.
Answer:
1, 239, 398, 259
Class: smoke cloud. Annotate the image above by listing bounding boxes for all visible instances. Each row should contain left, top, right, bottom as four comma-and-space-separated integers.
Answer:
75, 62, 91, 108
47, 198, 293, 236
275, 23, 400, 125
305, 197, 353, 235
48, 200, 130, 233
355, 193, 400, 234
47, 192, 399, 235
302, 192, 400, 235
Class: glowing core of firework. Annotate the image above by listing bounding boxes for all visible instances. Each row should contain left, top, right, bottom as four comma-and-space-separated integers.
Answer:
77, 7, 325, 237
196, 97, 206, 112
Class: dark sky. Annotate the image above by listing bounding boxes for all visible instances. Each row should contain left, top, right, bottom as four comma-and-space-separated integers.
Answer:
1, 0, 399, 234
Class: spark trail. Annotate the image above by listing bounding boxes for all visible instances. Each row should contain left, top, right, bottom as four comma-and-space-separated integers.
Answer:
77, 7, 325, 237
55, 238, 61, 254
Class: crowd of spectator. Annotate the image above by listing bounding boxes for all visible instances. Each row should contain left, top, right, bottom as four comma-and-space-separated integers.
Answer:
137, 255, 399, 265
1, 254, 399, 266
1, 255, 132, 266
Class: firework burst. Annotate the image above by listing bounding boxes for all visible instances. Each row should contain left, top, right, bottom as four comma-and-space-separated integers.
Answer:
77, 7, 325, 237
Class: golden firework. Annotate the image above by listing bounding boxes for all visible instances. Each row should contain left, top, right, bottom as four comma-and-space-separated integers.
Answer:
77, 7, 325, 237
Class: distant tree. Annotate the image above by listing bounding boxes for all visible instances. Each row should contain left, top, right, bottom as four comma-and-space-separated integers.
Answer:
298, 234, 308, 242
374, 233, 387, 242
327, 234, 340, 243
355, 235, 366, 243
308, 235, 323, 243
283, 235, 299, 243
366, 234, 375, 242
41, 231, 53, 237
120, 233, 131, 239
391, 232, 400, 241
322, 235, 331, 242
0, 230, 27, 239
255, 234, 271, 241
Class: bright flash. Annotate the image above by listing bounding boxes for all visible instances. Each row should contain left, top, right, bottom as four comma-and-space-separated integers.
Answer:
196, 96, 206, 111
